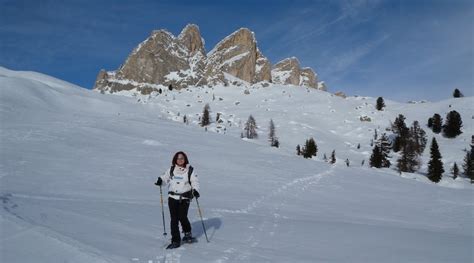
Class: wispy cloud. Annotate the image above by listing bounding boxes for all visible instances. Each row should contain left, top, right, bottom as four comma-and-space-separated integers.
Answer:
326, 34, 390, 78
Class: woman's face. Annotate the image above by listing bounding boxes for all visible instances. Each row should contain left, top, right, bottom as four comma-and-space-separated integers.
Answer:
176, 154, 185, 166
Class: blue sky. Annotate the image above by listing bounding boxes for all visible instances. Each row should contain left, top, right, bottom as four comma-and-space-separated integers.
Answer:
1, 0, 472, 102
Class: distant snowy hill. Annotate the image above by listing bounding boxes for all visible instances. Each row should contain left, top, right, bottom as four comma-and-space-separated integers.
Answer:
1, 67, 473, 262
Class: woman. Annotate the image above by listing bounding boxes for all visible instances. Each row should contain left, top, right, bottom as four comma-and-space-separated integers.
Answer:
155, 151, 200, 249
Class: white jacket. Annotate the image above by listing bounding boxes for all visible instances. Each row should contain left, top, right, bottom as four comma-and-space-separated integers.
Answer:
160, 165, 199, 200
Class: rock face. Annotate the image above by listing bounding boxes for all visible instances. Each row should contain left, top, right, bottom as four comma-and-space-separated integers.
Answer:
94, 24, 323, 94
271, 57, 319, 89
200, 28, 271, 86
94, 24, 206, 94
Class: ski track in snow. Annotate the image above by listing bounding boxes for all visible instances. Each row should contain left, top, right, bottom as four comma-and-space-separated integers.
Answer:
213, 168, 334, 262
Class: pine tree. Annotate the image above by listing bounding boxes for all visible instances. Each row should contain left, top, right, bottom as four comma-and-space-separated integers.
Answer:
379, 133, 392, 167
410, 121, 427, 155
453, 88, 463, 98
268, 119, 279, 147
443, 110, 463, 138
370, 134, 391, 168
168, 84, 173, 91
200, 104, 211, 126
427, 117, 433, 128
391, 114, 409, 152
323, 153, 327, 162
376, 97, 385, 111
244, 115, 258, 139
451, 162, 459, 180
369, 145, 382, 168
309, 138, 318, 157
330, 150, 336, 164
427, 137, 444, 183
431, 113, 443, 134
296, 145, 301, 156
302, 138, 317, 158
397, 140, 420, 173
462, 146, 473, 183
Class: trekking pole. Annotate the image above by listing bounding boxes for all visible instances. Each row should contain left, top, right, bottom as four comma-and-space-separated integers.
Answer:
159, 185, 167, 236
195, 196, 209, 243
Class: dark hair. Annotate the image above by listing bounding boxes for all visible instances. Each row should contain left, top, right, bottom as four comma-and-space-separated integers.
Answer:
172, 151, 189, 166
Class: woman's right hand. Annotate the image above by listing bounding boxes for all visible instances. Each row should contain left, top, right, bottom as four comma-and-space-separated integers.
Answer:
154, 177, 163, 186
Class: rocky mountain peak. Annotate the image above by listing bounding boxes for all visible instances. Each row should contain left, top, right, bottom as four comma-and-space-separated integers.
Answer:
178, 24, 205, 56
93, 24, 322, 95
271, 57, 319, 89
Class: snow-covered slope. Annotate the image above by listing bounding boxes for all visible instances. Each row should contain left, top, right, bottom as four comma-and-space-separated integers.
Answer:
1, 67, 472, 262
113, 79, 473, 188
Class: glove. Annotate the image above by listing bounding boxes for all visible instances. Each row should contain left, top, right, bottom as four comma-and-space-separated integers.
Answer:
154, 177, 162, 186
192, 189, 200, 199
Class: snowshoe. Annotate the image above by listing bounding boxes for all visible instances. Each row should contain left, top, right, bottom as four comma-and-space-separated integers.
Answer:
166, 242, 180, 249
182, 232, 197, 243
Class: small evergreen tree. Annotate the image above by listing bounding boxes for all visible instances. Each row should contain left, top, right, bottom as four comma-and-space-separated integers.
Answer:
427, 117, 433, 128
451, 162, 459, 179
168, 84, 173, 91
379, 133, 392, 167
431, 113, 443, 134
410, 121, 427, 155
369, 145, 382, 168
462, 147, 474, 183
391, 114, 409, 152
302, 138, 318, 158
323, 153, 327, 162
427, 137, 444, 183
397, 140, 420, 173
244, 115, 258, 139
376, 97, 385, 111
370, 133, 391, 168
200, 104, 211, 126
268, 119, 279, 147
453, 88, 463, 98
330, 150, 336, 164
443, 110, 463, 138
296, 145, 301, 156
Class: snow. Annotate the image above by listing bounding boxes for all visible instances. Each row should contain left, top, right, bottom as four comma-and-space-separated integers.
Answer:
271, 69, 293, 84
1, 67, 473, 262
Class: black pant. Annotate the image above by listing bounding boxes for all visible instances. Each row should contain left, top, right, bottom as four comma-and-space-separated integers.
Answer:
168, 197, 191, 243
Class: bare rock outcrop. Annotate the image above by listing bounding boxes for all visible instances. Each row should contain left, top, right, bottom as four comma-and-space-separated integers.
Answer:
93, 24, 323, 94
271, 57, 320, 89
94, 24, 206, 94
200, 28, 271, 86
